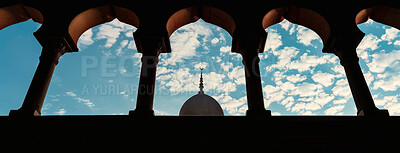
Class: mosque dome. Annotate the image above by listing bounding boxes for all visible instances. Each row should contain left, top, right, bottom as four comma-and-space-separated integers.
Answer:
179, 68, 224, 116
179, 92, 224, 116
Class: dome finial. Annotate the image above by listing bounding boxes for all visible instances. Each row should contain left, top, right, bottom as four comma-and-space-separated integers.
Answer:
199, 67, 204, 94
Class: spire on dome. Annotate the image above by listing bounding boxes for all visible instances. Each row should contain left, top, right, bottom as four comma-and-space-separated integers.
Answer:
199, 67, 204, 94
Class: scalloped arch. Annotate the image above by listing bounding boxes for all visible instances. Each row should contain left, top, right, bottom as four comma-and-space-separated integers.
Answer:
262, 6, 330, 46
0, 4, 43, 30
68, 5, 139, 46
356, 5, 400, 30
166, 5, 236, 37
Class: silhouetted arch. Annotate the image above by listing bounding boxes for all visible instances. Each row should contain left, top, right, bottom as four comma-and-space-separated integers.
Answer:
0, 4, 43, 30
68, 5, 139, 46
356, 5, 400, 30
166, 5, 236, 37
262, 6, 330, 46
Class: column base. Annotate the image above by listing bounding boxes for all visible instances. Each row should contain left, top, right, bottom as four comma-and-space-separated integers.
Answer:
129, 108, 154, 117
357, 108, 389, 117
246, 109, 271, 117
9, 108, 41, 116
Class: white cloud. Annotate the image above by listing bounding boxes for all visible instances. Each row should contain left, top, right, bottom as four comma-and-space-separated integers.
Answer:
156, 66, 173, 77
332, 79, 352, 98
194, 62, 208, 70
161, 68, 197, 93
220, 46, 231, 53
357, 34, 382, 62
286, 74, 307, 83
374, 95, 397, 107
265, 47, 335, 73
279, 19, 291, 31
373, 75, 400, 91
289, 25, 296, 35
315, 93, 335, 107
263, 84, 286, 105
220, 62, 233, 71
291, 102, 321, 113
272, 71, 285, 83
264, 29, 282, 51
78, 28, 94, 48
311, 71, 336, 87
66, 91, 76, 97
95, 24, 122, 48
211, 37, 219, 44
280, 96, 294, 110
385, 102, 400, 115
157, 67, 237, 95
216, 94, 247, 115
163, 21, 213, 65
381, 27, 400, 44
264, 80, 333, 113
289, 82, 323, 97
127, 40, 137, 50
297, 110, 315, 115
367, 50, 400, 73
324, 105, 345, 115
285, 53, 328, 72
374, 95, 400, 115
363, 72, 374, 85
154, 109, 170, 115
333, 99, 348, 105
296, 25, 321, 46
394, 40, 400, 46
271, 112, 281, 115
94, 19, 137, 49
227, 66, 245, 85
365, 19, 374, 24
115, 40, 129, 56
357, 34, 381, 51
66, 91, 94, 109
266, 46, 300, 71
56, 108, 66, 115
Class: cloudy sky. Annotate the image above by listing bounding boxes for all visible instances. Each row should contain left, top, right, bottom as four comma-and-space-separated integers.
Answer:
1, 18, 400, 116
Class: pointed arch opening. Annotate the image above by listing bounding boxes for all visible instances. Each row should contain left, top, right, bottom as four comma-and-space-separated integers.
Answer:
262, 6, 330, 47
260, 6, 350, 116
356, 6, 400, 116
68, 5, 139, 49
154, 10, 243, 115
166, 5, 235, 37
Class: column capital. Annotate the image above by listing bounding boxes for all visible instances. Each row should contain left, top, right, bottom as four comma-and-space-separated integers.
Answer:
333, 48, 359, 66
241, 50, 260, 66
39, 39, 68, 65
330, 36, 363, 65
133, 29, 171, 55
232, 30, 267, 54
33, 32, 79, 52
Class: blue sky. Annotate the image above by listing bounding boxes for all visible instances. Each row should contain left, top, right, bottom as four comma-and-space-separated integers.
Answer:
1, 18, 400, 116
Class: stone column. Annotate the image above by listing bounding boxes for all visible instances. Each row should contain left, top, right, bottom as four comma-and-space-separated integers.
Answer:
241, 51, 271, 116
334, 41, 388, 116
9, 40, 66, 116
129, 41, 162, 117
